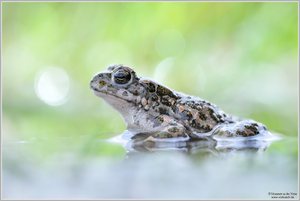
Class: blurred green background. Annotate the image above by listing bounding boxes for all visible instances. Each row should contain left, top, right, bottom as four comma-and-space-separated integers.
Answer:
2, 3, 299, 199
2, 2, 298, 158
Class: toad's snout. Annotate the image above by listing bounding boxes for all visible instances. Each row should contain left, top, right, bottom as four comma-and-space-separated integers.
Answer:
90, 75, 98, 90
90, 73, 108, 91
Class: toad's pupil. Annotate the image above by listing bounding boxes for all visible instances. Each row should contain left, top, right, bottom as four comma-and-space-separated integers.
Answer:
114, 70, 131, 84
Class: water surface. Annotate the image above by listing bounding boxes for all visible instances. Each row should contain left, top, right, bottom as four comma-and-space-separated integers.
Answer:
3, 133, 298, 199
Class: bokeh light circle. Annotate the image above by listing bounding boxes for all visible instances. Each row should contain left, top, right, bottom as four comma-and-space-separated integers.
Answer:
34, 67, 70, 106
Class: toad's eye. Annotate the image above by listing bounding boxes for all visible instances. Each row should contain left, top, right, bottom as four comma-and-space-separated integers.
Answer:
113, 69, 131, 85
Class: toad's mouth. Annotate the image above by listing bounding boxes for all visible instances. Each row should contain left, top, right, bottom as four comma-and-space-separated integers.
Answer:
91, 86, 118, 98
90, 85, 132, 104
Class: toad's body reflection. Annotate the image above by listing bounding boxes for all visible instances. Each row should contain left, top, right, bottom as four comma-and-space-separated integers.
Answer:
108, 130, 279, 155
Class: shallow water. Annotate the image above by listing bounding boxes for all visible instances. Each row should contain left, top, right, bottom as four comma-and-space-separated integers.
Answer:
2, 132, 298, 199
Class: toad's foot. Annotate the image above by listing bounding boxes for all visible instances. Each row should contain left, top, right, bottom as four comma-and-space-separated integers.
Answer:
131, 125, 190, 143
212, 120, 268, 138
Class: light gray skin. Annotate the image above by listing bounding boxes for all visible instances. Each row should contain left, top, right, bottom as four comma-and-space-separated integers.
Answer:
90, 64, 269, 142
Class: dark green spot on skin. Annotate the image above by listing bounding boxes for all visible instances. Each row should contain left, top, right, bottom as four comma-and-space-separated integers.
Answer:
153, 132, 168, 138
158, 107, 168, 115
171, 105, 178, 113
204, 124, 212, 130
168, 127, 179, 133
132, 90, 139, 95
147, 82, 156, 93
99, 80, 106, 87
219, 130, 234, 137
157, 85, 176, 98
245, 124, 259, 134
180, 110, 193, 121
161, 97, 172, 106
153, 116, 164, 127
236, 130, 244, 136
201, 125, 213, 132
204, 107, 219, 122
150, 94, 158, 102
122, 91, 128, 96
190, 119, 212, 132
191, 119, 197, 128
237, 130, 256, 137
198, 112, 207, 121
167, 134, 173, 138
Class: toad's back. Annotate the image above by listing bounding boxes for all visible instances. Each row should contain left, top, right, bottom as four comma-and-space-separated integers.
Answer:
173, 97, 230, 133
